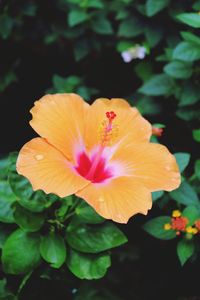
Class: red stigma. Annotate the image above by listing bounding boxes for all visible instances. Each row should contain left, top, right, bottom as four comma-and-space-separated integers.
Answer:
106, 111, 117, 121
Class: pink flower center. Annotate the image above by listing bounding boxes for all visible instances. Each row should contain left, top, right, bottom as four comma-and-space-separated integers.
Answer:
75, 111, 117, 183
75, 152, 113, 183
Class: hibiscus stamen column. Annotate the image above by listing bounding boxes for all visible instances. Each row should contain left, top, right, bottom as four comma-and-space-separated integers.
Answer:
85, 111, 116, 181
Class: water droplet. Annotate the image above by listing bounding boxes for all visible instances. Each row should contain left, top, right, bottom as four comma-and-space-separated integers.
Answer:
35, 154, 44, 161
165, 166, 170, 171
78, 228, 86, 233
99, 197, 105, 203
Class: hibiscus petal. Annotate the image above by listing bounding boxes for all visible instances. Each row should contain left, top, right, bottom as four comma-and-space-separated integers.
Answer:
84, 98, 152, 151
30, 93, 89, 162
111, 142, 181, 192
16, 138, 89, 197
76, 177, 152, 223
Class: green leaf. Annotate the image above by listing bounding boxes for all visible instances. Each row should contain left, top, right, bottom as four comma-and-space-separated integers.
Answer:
116, 41, 134, 52
144, 26, 163, 47
0, 226, 12, 249
176, 108, 200, 121
87, 0, 104, 9
66, 222, 127, 253
9, 172, 48, 212
0, 70, 17, 93
152, 191, 164, 202
194, 159, 200, 180
173, 42, 200, 62
152, 123, 165, 128
91, 16, 113, 35
134, 61, 153, 81
0, 181, 16, 223
68, 10, 88, 27
2, 229, 41, 274
139, 74, 173, 96
67, 249, 111, 279
177, 239, 195, 266
181, 31, 200, 46
55, 196, 73, 221
0, 14, 13, 39
77, 86, 98, 100
116, 9, 130, 21
176, 13, 200, 28
0, 157, 9, 179
174, 153, 191, 173
0, 155, 14, 180
0, 279, 16, 299
52, 75, 81, 93
118, 18, 143, 38
193, 2, 200, 11
22, 2, 37, 16
170, 181, 199, 207
193, 129, 200, 142
182, 206, 200, 226
75, 201, 105, 224
146, 0, 169, 17
74, 39, 90, 61
164, 61, 192, 79
14, 204, 44, 232
136, 96, 161, 115
40, 232, 66, 268
179, 82, 200, 107
143, 216, 176, 240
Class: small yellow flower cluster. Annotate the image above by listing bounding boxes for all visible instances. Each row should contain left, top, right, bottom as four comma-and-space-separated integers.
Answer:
164, 223, 171, 230
186, 226, 198, 235
172, 210, 181, 218
164, 210, 200, 236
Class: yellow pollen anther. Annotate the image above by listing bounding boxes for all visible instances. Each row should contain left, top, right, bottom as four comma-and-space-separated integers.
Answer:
164, 223, 171, 230
172, 210, 181, 218
98, 119, 118, 146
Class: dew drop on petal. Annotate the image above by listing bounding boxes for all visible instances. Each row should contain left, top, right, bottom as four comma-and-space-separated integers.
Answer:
99, 197, 105, 203
35, 154, 44, 161
165, 166, 170, 170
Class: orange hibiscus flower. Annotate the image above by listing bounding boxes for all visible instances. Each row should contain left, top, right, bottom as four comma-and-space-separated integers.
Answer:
17, 94, 180, 223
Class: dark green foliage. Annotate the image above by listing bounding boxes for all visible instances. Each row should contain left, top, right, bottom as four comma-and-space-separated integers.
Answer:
40, 232, 67, 268
177, 239, 195, 266
66, 221, 127, 253
174, 153, 191, 173
143, 216, 176, 240
67, 249, 111, 279
2, 229, 41, 274
170, 181, 199, 207
182, 206, 200, 226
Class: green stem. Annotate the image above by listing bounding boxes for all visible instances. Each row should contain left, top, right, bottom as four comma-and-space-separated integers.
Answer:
63, 197, 81, 221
